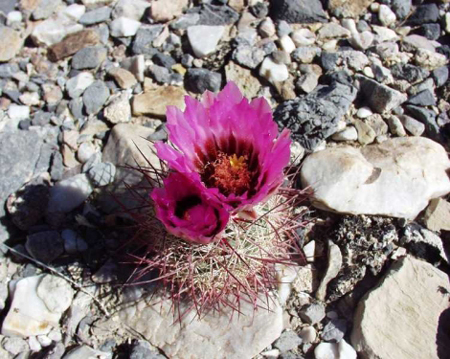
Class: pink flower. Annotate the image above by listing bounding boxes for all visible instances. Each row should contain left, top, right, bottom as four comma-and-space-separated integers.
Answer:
151, 173, 229, 244
155, 82, 291, 211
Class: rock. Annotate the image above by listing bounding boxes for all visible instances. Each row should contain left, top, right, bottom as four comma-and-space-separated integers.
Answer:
232, 43, 265, 69
225, 61, 262, 99
66, 71, 95, 98
354, 119, 376, 145
0, 63, 19, 78
132, 86, 185, 117
94, 293, 283, 359
274, 81, 357, 151
87, 162, 116, 187
391, 0, 411, 19
92, 259, 118, 283
32, 17, 83, 46
291, 28, 315, 46
259, 57, 289, 84
48, 29, 99, 62
432, 66, 449, 87
32, 0, 62, 20
104, 92, 131, 124
331, 126, 358, 141
318, 23, 351, 40
391, 63, 429, 84
378, 5, 396, 27
0, 131, 42, 217
386, 115, 406, 137
6, 179, 49, 231
315, 340, 356, 359
102, 123, 161, 191
47, 174, 94, 213
259, 18, 276, 38
423, 198, 450, 232
112, 0, 150, 21
269, 0, 327, 23
197, 4, 239, 26
0, 0, 16, 14
292, 47, 321, 64
357, 76, 407, 113
415, 23, 441, 41
402, 34, 436, 52
187, 25, 224, 58
300, 303, 325, 325
79, 6, 112, 25
62, 4, 86, 21
82, 80, 109, 115
279, 35, 296, 54
61, 229, 88, 254
129, 340, 165, 359
273, 331, 302, 353
415, 48, 448, 70
185, 68, 222, 93
327, 0, 374, 18
407, 89, 436, 106
2, 275, 63, 337
316, 241, 343, 301
108, 67, 137, 89
2, 337, 29, 356
301, 137, 450, 219
406, 4, 439, 26
37, 275, 74, 313
81, 0, 114, 8
296, 70, 320, 93
8, 104, 29, 120
404, 105, 439, 138
71, 45, 107, 70
63, 345, 108, 359
132, 24, 164, 55
77, 142, 96, 163
43, 83, 63, 107
322, 319, 347, 342
351, 256, 450, 359
0, 27, 22, 62
299, 326, 317, 344
398, 114, 425, 136
150, 0, 188, 22
26, 231, 64, 263
109, 17, 141, 37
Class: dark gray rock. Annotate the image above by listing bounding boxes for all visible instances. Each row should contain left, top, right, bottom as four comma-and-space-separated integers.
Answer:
79, 6, 112, 25
320, 52, 339, 72
71, 46, 107, 70
232, 44, 265, 69
321, 319, 347, 342
0, 131, 43, 217
404, 105, 439, 138
274, 81, 357, 151
299, 303, 326, 324
414, 23, 441, 41
391, 0, 411, 19
129, 340, 166, 359
196, 4, 239, 25
273, 331, 303, 352
149, 65, 171, 84
269, 0, 327, 24
0, 63, 19, 78
185, 68, 222, 93
87, 162, 116, 187
31, 111, 52, 126
132, 25, 163, 55
69, 97, 84, 119
250, 2, 269, 18
82, 80, 110, 115
407, 89, 436, 106
391, 63, 429, 84
25, 230, 64, 263
356, 75, 407, 113
432, 66, 449, 87
152, 52, 176, 68
406, 4, 439, 26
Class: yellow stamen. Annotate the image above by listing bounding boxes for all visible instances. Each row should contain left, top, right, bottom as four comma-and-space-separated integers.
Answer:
229, 154, 247, 170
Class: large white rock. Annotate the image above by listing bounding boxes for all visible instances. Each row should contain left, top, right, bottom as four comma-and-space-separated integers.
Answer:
301, 137, 450, 219
109, 17, 141, 37
93, 294, 283, 359
187, 25, 225, 58
351, 256, 450, 359
259, 57, 289, 84
66, 72, 95, 98
2, 276, 64, 337
32, 17, 83, 46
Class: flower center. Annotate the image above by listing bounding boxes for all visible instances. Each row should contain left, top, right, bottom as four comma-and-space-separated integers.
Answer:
175, 195, 202, 220
201, 152, 254, 196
